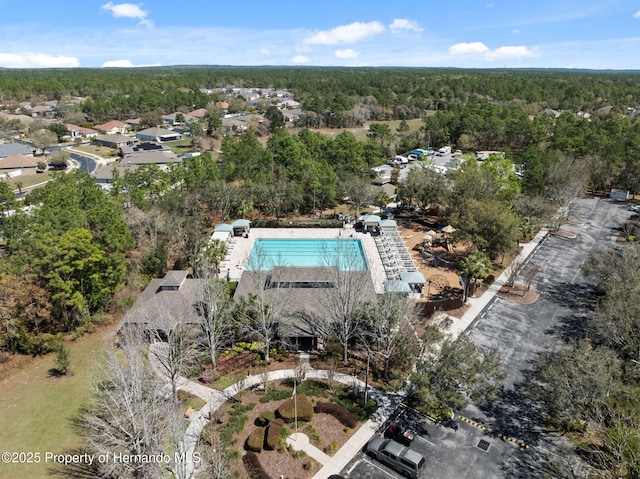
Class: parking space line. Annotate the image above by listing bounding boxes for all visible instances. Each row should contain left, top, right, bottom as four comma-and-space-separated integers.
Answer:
414, 435, 436, 447
362, 457, 399, 478
347, 460, 360, 474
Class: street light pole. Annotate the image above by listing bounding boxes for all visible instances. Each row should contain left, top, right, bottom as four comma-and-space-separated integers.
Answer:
364, 348, 370, 407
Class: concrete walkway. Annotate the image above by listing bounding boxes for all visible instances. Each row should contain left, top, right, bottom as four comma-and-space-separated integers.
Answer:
149, 343, 402, 479
287, 433, 331, 465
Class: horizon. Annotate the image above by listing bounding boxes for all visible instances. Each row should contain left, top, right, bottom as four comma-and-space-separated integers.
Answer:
1, 1, 640, 70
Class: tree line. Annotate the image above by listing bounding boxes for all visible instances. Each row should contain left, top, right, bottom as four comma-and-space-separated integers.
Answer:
526, 244, 640, 478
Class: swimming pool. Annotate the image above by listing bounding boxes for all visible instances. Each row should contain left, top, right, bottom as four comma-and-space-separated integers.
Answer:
246, 238, 368, 271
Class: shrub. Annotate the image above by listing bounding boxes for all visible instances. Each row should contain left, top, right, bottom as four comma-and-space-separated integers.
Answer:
277, 394, 313, 423
246, 427, 264, 452
243, 451, 272, 479
314, 402, 359, 428
258, 389, 290, 403
324, 441, 339, 455
483, 274, 496, 286
255, 411, 275, 426
265, 422, 282, 450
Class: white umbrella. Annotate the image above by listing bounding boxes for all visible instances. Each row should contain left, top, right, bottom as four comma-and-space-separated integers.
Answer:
442, 225, 456, 234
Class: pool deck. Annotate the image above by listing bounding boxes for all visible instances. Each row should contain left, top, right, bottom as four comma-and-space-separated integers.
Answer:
219, 227, 387, 294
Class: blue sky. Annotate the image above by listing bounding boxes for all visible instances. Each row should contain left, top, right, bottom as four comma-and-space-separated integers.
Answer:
0, 0, 639, 69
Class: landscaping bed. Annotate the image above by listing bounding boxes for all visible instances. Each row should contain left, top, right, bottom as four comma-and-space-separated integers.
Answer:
206, 379, 376, 479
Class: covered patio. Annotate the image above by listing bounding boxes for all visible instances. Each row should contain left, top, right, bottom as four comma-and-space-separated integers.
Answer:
230, 219, 251, 237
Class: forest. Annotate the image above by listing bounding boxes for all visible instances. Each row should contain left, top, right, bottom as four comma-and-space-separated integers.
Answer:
2, 66, 640, 352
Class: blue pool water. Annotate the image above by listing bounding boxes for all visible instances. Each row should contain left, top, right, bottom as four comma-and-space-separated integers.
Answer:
246, 238, 368, 271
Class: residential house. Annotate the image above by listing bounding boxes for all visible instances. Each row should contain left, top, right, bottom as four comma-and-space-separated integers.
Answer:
121, 150, 182, 170
125, 118, 142, 128
188, 108, 208, 120
278, 99, 301, 109
120, 141, 170, 156
0, 154, 39, 177
65, 124, 99, 139
30, 105, 55, 118
94, 120, 129, 135
135, 127, 182, 142
95, 134, 136, 149
92, 163, 139, 189
0, 143, 34, 159
214, 102, 229, 114
283, 108, 303, 123
222, 117, 249, 135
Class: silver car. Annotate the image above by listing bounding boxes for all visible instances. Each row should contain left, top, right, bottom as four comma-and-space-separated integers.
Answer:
366, 436, 425, 478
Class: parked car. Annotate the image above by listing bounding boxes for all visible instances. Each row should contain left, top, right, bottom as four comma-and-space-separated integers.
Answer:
629, 204, 640, 212
387, 420, 416, 444
366, 437, 425, 479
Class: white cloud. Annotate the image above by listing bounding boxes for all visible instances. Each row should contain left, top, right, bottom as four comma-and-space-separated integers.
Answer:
449, 42, 538, 61
304, 21, 384, 45
389, 18, 423, 34
291, 55, 311, 64
102, 59, 135, 67
449, 42, 490, 55
335, 49, 359, 59
259, 48, 271, 55
634, 11, 640, 19
101, 2, 153, 27
512, 29, 520, 34
0, 52, 80, 68
485, 45, 538, 60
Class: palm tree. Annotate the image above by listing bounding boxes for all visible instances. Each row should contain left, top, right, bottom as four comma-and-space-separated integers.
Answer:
458, 252, 492, 302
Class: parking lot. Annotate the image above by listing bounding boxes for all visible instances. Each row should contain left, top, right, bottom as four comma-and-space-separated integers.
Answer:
341, 196, 632, 479
342, 405, 512, 479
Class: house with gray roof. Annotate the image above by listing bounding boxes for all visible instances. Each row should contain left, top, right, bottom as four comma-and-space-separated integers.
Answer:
95, 134, 136, 149
0, 142, 34, 159
122, 270, 206, 337
135, 127, 182, 142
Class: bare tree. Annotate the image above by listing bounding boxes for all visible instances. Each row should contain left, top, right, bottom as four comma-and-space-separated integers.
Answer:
343, 176, 373, 219
362, 293, 415, 381
294, 362, 309, 383
504, 257, 524, 290
317, 239, 372, 364
82, 328, 170, 478
150, 322, 196, 403
237, 244, 290, 362
548, 155, 586, 222
196, 275, 234, 372
522, 264, 539, 292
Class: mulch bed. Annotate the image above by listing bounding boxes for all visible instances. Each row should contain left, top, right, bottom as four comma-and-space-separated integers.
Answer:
496, 285, 539, 304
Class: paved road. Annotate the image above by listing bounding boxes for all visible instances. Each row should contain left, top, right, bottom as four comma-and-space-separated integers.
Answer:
69, 152, 97, 174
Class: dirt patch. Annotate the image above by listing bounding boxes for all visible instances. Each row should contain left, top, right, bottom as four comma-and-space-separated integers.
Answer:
395, 224, 465, 299
496, 284, 539, 304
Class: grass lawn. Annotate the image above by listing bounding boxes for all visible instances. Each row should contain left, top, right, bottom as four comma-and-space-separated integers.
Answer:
4, 171, 55, 191
0, 323, 117, 479
71, 144, 118, 158
165, 138, 195, 154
